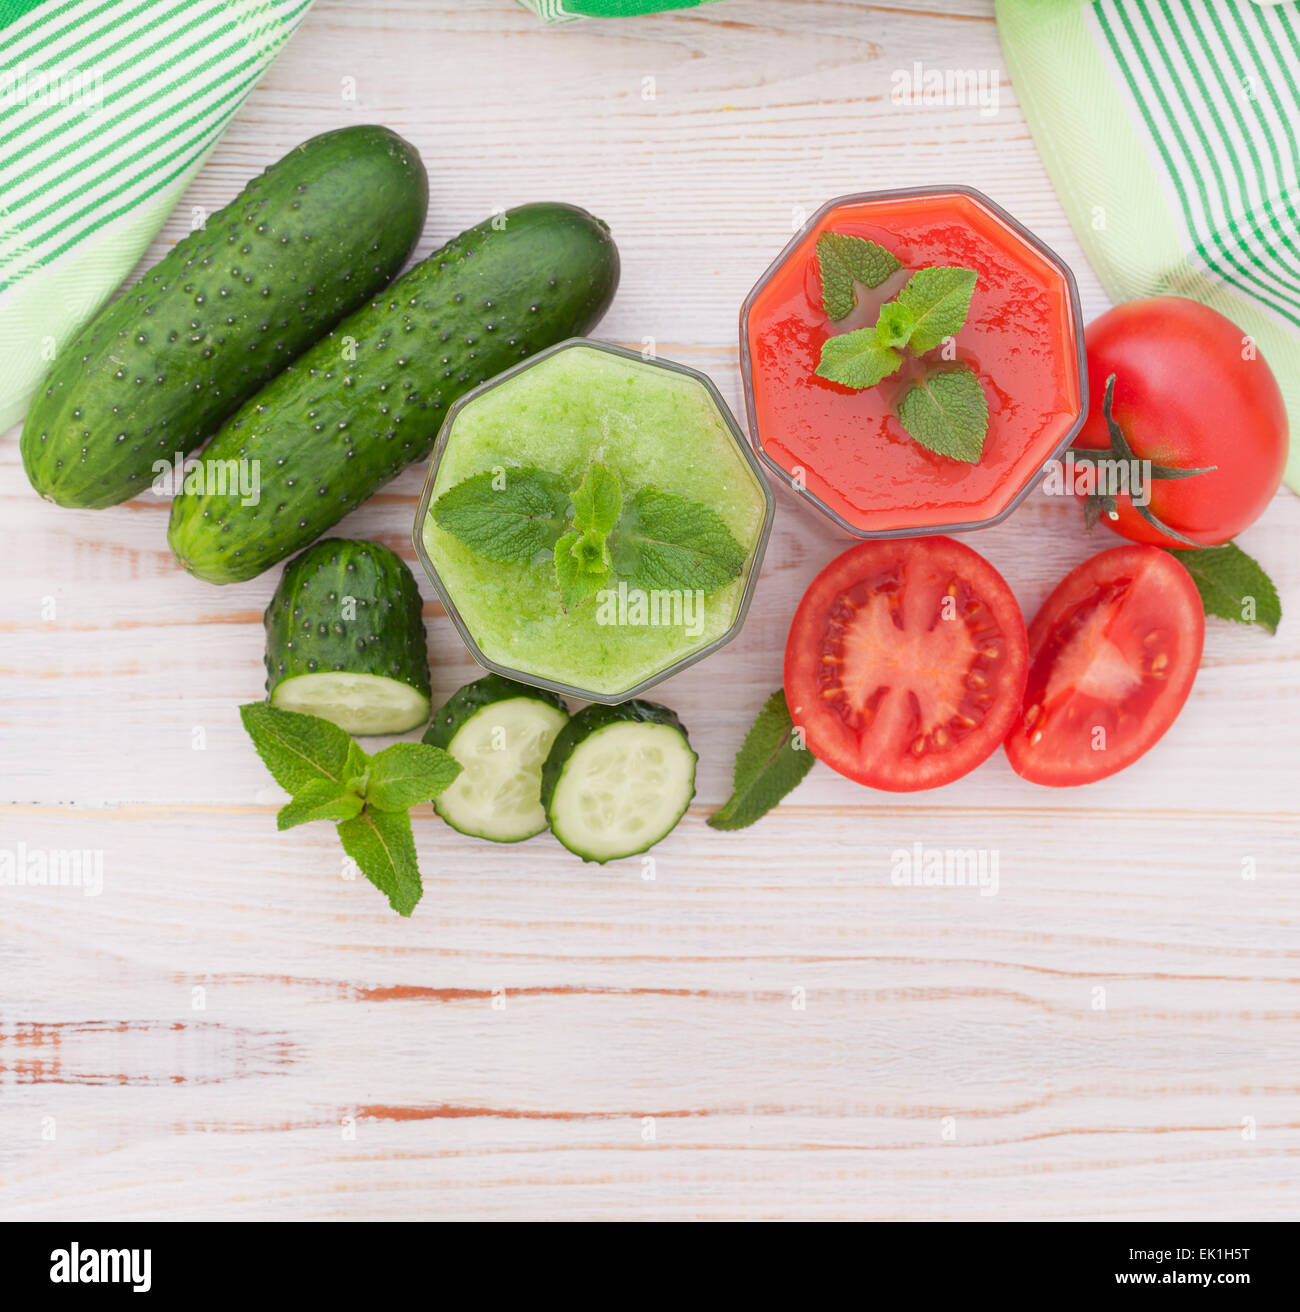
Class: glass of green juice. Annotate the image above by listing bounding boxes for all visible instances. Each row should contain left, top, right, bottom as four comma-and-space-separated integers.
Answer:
413, 339, 774, 704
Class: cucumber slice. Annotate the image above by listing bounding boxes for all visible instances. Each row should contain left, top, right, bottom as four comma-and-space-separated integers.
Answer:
271, 672, 430, 736
263, 539, 431, 735
541, 701, 696, 863
424, 675, 569, 842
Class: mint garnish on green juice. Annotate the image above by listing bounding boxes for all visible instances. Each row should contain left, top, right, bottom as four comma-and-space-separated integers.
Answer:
813, 231, 990, 463
433, 461, 746, 610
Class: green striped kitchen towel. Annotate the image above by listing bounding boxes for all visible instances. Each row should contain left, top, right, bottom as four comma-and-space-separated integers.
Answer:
0, 0, 313, 432
997, 0, 1300, 490
517, 0, 719, 21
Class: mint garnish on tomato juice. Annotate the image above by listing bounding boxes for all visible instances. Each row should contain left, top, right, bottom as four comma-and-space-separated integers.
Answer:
813, 231, 989, 463
433, 461, 746, 610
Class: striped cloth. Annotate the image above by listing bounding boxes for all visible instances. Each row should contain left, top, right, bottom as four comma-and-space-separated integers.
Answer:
997, 0, 1300, 490
0, 0, 312, 431
517, 0, 717, 21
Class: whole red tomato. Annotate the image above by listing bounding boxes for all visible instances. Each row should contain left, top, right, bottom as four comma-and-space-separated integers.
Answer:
1073, 297, 1288, 548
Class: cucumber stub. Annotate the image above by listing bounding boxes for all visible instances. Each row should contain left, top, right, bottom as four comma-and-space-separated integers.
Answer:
541, 701, 697, 863
264, 538, 431, 735
424, 674, 569, 842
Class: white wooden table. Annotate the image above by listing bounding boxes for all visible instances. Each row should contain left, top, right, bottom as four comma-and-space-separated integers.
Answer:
2, 0, 1298, 1222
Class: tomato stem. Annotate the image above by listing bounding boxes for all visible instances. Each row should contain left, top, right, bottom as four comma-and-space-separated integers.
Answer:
1078, 374, 1216, 548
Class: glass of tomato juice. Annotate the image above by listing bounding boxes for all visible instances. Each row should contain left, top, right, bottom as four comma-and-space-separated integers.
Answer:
740, 186, 1088, 537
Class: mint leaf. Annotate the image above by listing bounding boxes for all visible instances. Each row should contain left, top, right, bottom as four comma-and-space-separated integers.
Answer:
615, 489, 747, 592
897, 366, 989, 463
816, 231, 902, 321
554, 528, 612, 609
875, 300, 918, 350
366, 742, 462, 812
895, 266, 977, 353
815, 327, 902, 389
570, 462, 622, 536
1164, 541, 1281, 633
342, 741, 371, 796
432, 467, 569, 564
709, 691, 815, 830
337, 807, 423, 918
239, 702, 354, 793
553, 464, 621, 609
277, 778, 364, 830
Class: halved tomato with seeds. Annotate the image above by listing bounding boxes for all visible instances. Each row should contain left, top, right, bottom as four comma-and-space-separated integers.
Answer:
784, 537, 1028, 791
1005, 545, 1203, 786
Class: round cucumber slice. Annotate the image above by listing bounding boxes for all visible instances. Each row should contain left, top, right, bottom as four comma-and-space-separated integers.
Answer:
425, 675, 569, 842
263, 538, 431, 735
541, 701, 696, 863
270, 672, 430, 736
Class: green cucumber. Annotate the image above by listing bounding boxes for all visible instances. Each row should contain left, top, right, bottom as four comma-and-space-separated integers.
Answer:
168, 202, 620, 585
263, 538, 431, 735
21, 125, 428, 509
540, 701, 697, 863
423, 674, 570, 842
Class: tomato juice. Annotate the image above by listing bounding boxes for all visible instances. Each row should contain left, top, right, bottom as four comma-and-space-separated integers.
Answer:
741, 187, 1087, 536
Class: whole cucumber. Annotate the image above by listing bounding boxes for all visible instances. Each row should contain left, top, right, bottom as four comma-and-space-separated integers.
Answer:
168, 202, 620, 585
21, 125, 428, 509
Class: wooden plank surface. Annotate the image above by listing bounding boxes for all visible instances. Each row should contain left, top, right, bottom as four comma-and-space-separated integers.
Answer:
2, 0, 1298, 1221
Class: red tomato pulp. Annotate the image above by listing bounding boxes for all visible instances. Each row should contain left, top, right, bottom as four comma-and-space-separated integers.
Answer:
742, 190, 1084, 535
1005, 545, 1204, 786
785, 536, 1028, 791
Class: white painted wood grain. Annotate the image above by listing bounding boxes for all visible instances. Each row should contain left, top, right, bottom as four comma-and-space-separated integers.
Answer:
1, 0, 1298, 1221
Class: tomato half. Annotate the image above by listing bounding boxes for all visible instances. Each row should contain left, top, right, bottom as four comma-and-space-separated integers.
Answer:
1004, 545, 1204, 786
784, 537, 1028, 791
1074, 297, 1288, 548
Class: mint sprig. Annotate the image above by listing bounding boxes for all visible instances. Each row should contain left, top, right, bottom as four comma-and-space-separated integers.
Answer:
434, 462, 747, 607
814, 235, 987, 462
815, 263, 976, 391
1164, 541, 1281, 633
816, 232, 902, 321
708, 690, 815, 830
240, 704, 461, 917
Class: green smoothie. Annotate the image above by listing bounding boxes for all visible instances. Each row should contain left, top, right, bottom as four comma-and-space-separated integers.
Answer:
419, 342, 771, 699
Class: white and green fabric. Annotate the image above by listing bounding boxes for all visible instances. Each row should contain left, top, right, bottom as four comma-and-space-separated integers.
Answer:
0, 0, 312, 431
517, 0, 719, 21
998, 0, 1300, 490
